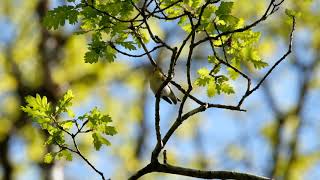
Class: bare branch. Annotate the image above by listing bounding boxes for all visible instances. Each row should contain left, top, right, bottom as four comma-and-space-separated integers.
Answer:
129, 162, 272, 180
110, 43, 164, 58
237, 16, 296, 107
70, 136, 106, 180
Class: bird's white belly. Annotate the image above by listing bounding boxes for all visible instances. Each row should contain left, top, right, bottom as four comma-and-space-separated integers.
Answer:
161, 86, 171, 97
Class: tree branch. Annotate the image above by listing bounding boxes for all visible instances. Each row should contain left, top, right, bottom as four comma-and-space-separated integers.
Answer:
129, 162, 272, 180
237, 16, 296, 107
194, 0, 282, 47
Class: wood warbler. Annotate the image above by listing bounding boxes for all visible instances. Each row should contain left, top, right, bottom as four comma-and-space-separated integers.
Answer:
149, 67, 179, 104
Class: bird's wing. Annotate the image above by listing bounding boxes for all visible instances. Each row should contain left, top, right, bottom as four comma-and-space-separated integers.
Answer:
167, 86, 178, 104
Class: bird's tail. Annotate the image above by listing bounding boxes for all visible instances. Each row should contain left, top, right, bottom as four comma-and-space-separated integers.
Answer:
169, 92, 179, 104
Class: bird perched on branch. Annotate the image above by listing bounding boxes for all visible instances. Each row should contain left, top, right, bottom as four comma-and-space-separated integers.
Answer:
149, 67, 180, 104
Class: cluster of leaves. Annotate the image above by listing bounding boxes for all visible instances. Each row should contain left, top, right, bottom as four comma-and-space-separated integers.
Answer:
225, 30, 268, 79
43, 0, 270, 98
177, 1, 244, 37
43, 0, 139, 64
21, 90, 116, 163
195, 66, 234, 97
43, 5, 79, 30
190, 1, 268, 96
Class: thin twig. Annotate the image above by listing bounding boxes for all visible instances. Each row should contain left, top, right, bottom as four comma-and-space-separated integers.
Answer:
237, 16, 296, 107
110, 43, 164, 58
194, 0, 282, 47
71, 136, 106, 180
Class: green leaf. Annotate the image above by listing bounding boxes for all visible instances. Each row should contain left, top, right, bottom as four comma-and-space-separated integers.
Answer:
251, 60, 268, 69
194, 68, 211, 86
212, 64, 221, 75
44, 152, 56, 164
216, 75, 229, 84
217, 14, 239, 31
21, 94, 52, 120
185, 0, 201, 9
47, 128, 65, 145
216, 1, 234, 16
207, 80, 216, 97
181, 23, 192, 33
227, 67, 240, 80
92, 132, 111, 150
59, 120, 74, 130
117, 41, 137, 50
85, 33, 117, 63
67, 109, 75, 118
87, 107, 112, 127
220, 15, 239, 25
57, 150, 73, 161
203, 4, 217, 19
221, 83, 235, 94
197, 68, 210, 77
178, 16, 192, 33
208, 55, 219, 64
43, 5, 79, 30
56, 90, 74, 114
84, 50, 99, 63
104, 126, 117, 136
285, 9, 301, 18
104, 45, 117, 63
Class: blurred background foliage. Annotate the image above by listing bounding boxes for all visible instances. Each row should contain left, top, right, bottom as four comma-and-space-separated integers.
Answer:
0, 0, 319, 180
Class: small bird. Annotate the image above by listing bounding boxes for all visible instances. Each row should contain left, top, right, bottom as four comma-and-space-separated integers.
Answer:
149, 67, 179, 104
